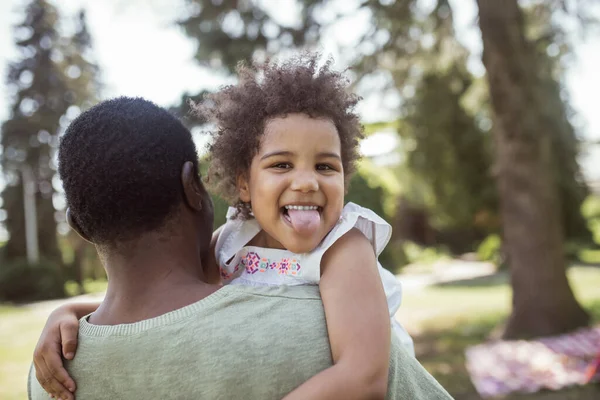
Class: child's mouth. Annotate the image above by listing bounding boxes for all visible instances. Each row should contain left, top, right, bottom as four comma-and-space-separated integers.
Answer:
282, 205, 322, 235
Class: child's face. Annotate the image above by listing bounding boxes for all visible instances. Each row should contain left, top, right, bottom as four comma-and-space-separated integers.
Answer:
239, 113, 345, 253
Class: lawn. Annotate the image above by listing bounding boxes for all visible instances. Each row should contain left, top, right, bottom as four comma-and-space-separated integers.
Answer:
398, 265, 600, 400
0, 280, 107, 400
0, 305, 48, 400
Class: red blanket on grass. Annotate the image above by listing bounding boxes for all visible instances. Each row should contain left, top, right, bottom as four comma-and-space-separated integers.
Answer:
465, 325, 600, 397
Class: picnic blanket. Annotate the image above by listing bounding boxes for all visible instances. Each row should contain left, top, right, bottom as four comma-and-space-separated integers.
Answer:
465, 325, 600, 397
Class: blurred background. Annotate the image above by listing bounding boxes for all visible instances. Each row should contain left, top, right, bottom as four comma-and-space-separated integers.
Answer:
0, 0, 599, 399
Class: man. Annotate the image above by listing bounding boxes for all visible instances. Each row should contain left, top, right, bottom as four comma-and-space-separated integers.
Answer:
29, 97, 452, 399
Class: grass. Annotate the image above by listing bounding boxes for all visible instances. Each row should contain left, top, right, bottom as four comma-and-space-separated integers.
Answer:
0, 305, 49, 400
0, 280, 107, 400
399, 266, 600, 400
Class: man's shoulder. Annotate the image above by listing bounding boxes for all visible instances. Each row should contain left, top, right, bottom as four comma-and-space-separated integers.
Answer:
73, 284, 323, 340
227, 283, 321, 300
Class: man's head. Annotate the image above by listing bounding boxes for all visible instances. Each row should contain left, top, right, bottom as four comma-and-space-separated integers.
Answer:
59, 97, 213, 255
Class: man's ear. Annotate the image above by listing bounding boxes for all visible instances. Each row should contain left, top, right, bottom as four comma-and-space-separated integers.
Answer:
66, 208, 93, 244
181, 161, 205, 211
237, 175, 251, 203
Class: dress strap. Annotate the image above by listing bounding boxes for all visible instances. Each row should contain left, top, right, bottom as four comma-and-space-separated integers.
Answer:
305, 202, 392, 273
215, 208, 261, 279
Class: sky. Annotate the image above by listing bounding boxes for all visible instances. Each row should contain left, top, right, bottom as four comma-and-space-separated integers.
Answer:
0, 0, 598, 172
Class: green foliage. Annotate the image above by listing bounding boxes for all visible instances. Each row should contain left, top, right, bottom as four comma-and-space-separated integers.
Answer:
346, 169, 387, 220
383, 240, 410, 273
476, 234, 502, 265
582, 195, 600, 219
577, 249, 600, 264
0, 260, 65, 302
198, 155, 230, 229
403, 67, 496, 231
355, 157, 401, 217
582, 195, 600, 244
211, 193, 230, 230
363, 120, 401, 136
402, 241, 450, 265
168, 90, 210, 129
346, 166, 409, 272
178, 0, 321, 73
64, 278, 107, 297
569, 195, 600, 264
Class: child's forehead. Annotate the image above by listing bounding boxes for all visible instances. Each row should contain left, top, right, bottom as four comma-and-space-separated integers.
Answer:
263, 113, 336, 134
258, 116, 341, 154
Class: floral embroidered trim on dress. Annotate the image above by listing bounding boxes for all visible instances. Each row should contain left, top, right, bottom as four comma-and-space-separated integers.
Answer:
238, 251, 302, 276
220, 264, 239, 280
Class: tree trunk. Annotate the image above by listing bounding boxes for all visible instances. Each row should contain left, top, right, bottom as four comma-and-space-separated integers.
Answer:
3, 180, 62, 266
475, 0, 589, 339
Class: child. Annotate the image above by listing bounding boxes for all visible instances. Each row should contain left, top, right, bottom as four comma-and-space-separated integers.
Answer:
34, 53, 413, 399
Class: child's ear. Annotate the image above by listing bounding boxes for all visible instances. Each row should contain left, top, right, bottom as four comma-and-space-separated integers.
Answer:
237, 175, 251, 203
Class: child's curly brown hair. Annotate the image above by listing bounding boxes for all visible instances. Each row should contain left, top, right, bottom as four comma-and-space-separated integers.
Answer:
195, 52, 363, 218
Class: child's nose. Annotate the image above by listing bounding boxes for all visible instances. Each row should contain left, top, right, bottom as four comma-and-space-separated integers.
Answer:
290, 170, 319, 192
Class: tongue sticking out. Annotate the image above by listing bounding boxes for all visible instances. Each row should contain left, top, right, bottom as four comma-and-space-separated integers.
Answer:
287, 209, 321, 235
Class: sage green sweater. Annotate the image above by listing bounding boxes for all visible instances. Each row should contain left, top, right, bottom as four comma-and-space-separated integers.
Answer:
29, 284, 452, 399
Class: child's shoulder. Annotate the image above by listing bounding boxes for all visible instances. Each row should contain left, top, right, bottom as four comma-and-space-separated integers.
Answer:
325, 226, 372, 252
316, 202, 392, 257
339, 202, 388, 224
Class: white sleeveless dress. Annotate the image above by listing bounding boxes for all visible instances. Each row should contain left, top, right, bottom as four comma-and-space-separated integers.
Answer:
215, 202, 414, 355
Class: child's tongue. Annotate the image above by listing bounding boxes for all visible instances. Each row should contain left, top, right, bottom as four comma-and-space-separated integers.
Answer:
287, 209, 321, 236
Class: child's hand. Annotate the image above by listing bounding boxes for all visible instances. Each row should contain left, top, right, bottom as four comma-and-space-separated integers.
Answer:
33, 305, 79, 400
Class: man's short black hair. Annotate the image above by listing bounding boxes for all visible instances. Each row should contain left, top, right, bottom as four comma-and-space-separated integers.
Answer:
59, 97, 199, 245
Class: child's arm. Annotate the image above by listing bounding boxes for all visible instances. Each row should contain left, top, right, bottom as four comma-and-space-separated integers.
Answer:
283, 228, 391, 400
33, 301, 100, 399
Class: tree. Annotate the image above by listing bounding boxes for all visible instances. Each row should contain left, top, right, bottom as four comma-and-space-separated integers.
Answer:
178, 0, 321, 73
1, 1, 100, 267
397, 67, 499, 253
61, 10, 102, 293
476, 0, 589, 338
520, 1, 592, 246
1, 0, 69, 265
356, 1, 497, 234
64, 11, 101, 109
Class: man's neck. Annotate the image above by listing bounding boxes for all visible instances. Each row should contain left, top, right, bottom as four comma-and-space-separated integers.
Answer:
89, 233, 219, 325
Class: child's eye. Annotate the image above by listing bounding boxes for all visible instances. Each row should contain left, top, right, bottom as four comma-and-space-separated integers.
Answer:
271, 162, 292, 169
316, 164, 334, 171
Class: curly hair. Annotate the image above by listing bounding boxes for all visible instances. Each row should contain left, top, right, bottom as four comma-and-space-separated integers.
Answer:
195, 52, 363, 218
58, 97, 199, 246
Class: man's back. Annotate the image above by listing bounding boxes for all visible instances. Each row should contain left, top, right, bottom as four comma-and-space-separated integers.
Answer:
29, 285, 452, 399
